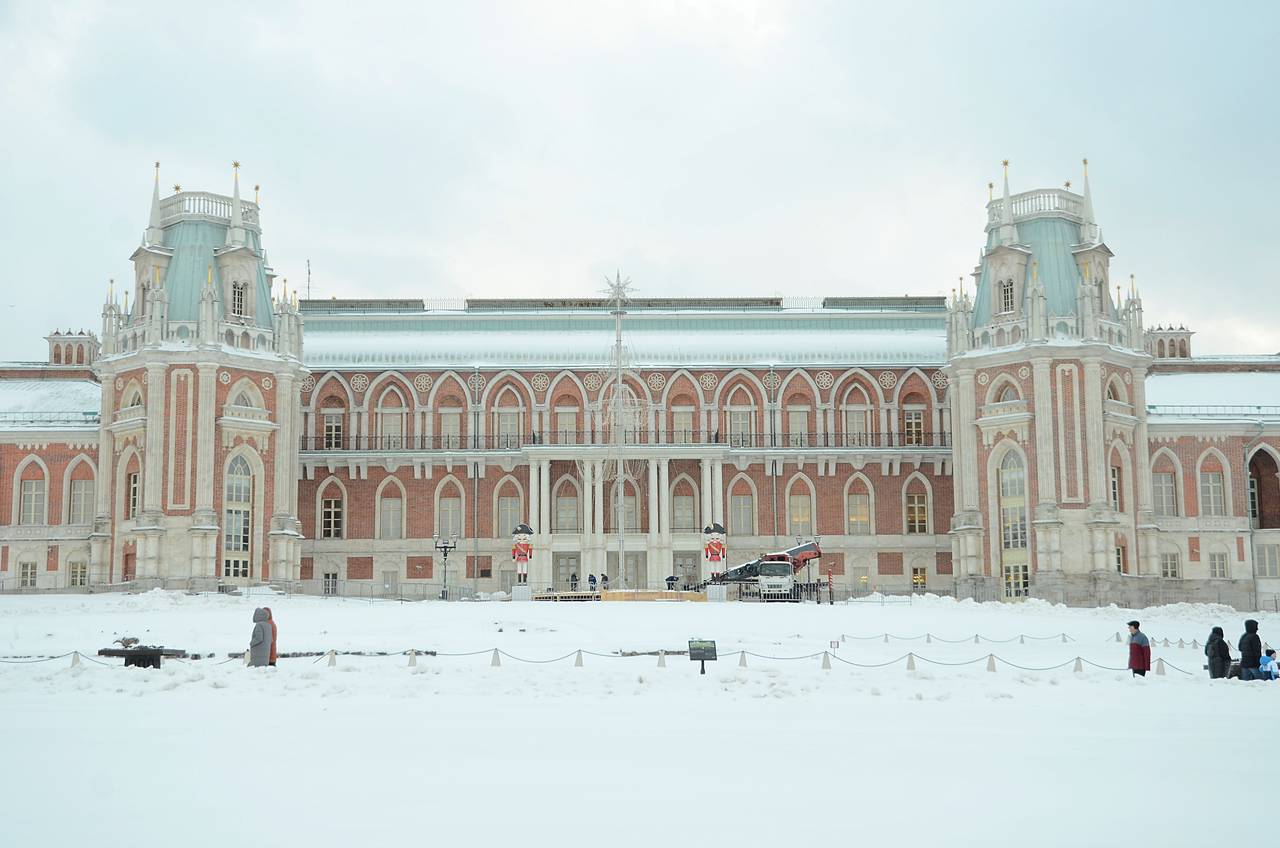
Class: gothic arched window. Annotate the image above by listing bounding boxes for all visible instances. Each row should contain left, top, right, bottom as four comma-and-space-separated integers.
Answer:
999, 279, 1015, 314
224, 456, 253, 578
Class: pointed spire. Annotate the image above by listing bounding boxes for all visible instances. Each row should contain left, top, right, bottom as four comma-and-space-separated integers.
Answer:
987, 181, 994, 203
1080, 157, 1099, 244
145, 161, 164, 245
996, 159, 1019, 245
225, 160, 246, 247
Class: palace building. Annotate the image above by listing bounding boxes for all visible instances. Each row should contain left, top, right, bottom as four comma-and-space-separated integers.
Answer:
2, 162, 1279, 606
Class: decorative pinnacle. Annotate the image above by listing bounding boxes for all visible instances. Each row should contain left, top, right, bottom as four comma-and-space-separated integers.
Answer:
987, 181, 993, 201
154, 161, 160, 174
1064, 180, 1072, 189
1002, 159, 1009, 169
232, 160, 240, 170
1082, 157, 1089, 175
173, 183, 182, 193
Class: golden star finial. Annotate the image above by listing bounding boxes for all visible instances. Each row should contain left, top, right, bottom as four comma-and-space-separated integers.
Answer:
1064, 180, 1072, 189
173, 183, 182, 192
232, 160, 240, 170
1002, 159, 1009, 168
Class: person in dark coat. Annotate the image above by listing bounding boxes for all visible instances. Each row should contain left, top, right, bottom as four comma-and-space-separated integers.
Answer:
1127, 620, 1151, 677
570, 573, 579, 591
587, 574, 597, 592
1204, 626, 1231, 679
248, 608, 271, 667
263, 606, 278, 667
1238, 619, 1263, 680
665, 575, 678, 590
600, 572, 610, 590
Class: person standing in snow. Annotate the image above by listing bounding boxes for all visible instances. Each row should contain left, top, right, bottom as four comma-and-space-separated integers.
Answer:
1127, 620, 1151, 677
1238, 619, 1263, 681
600, 572, 610, 591
587, 573, 597, 592
1259, 649, 1278, 681
570, 572, 579, 591
263, 607, 278, 667
248, 608, 271, 667
1204, 626, 1231, 679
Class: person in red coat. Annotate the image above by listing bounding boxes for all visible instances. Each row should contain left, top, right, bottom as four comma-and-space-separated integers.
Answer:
1127, 620, 1151, 677
263, 606, 278, 667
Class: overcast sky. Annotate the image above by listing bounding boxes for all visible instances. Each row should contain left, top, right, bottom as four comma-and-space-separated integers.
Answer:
1, 0, 1277, 360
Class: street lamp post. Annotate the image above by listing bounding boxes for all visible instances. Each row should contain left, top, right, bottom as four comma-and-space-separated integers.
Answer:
433, 532, 458, 600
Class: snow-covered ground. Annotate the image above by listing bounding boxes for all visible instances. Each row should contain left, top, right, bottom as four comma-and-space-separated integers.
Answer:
2, 591, 1276, 847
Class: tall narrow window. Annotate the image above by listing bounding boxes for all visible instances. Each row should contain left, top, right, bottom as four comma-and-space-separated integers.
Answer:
321, 494, 344, 539
379, 493, 403, 540
999, 279, 1015, 314
671, 410, 694, 444
231, 282, 247, 318
622, 493, 639, 531
998, 453, 1029, 597
69, 479, 95, 525
843, 406, 869, 446
1256, 545, 1280, 578
730, 493, 754, 536
788, 492, 812, 536
323, 413, 344, 450
1249, 477, 1259, 529
439, 411, 462, 449
905, 492, 928, 534
1208, 551, 1228, 579
555, 410, 578, 445
672, 494, 696, 531
69, 561, 88, 587
1109, 466, 1122, 511
847, 492, 871, 535
498, 494, 522, 536
127, 472, 140, 519
495, 411, 520, 448
728, 410, 752, 447
1152, 472, 1177, 517
223, 456, 252, 578
19, 561, 37, 588
1199, 470, 1226, 516
438, 494, 462, 538
787, 408, 809, 447
19, 478, 46, 525
902, 409, 925, 446
553, 492, 577, 533
378, 391, 405, 450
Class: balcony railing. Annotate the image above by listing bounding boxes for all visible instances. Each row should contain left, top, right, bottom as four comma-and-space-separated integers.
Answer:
300, 430, 952, 452
0, 411, 100, 427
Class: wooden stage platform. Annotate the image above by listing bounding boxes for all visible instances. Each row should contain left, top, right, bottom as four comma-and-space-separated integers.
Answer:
532, 589, 707, 602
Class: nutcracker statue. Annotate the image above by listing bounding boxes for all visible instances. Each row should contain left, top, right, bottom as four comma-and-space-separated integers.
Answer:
511, 523, 534, 584
702, 523, 727, 567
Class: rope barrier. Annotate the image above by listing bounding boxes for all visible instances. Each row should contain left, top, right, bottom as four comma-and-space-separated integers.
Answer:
496, 650, 579, 665
989, 657, 1079, 672
839, 632, 1073, 644
829, 653, 915, 669
743, 651, 826, 661
0, 652, 75, 664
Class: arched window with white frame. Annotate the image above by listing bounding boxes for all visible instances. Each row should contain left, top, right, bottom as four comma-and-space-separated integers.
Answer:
786, 476, 814, 537
728, 476, 755, 536
377, 387, 407, 450
841, 384, 872, 447
376, 479, 405, 540
997, 451, 1029, 597
223, 455, 253, 578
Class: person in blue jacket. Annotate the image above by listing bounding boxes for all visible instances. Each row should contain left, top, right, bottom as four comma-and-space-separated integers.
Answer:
1260, 649, 1279, 681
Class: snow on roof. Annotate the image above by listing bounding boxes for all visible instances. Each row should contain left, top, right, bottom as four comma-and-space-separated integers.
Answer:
302, 327, 948, 368
1145, 372, 1280, 414
0, 379, 101, 428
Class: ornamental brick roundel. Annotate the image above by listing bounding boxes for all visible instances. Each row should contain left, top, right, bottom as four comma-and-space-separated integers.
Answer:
977, 372, 990, 385
762, 371, 782, 391
531, 373, 550, 393
350, 374, 369, 392
699, 373, 719, 392
466, 373, 486, 393
878, 371, 897, 389
1017, 366, 1030, 380
815, 370, 834, 390
930, 371, 949, 390
414, 374, 433, 393
646, 372, 666, 392
584, 372, 603, 393
261, 376, 273, 390
219, 371, 231, 385
301, 376, 315, 393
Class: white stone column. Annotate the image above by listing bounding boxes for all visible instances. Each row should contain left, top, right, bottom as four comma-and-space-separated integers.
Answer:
528, 460, 540, 534
647, 458, 659, 541
658, 458, 670, 536
582, 460, 594, 536
700, 459, 713, 530
91, 374, 116, 583
1083, 360, 1106, 506
195, 364, 218, 511
142, 363, 166, 512
539, 460, 551, 541
593, 460, 605, 573
1031, 359, 1057, 503
712, 459, 725, 527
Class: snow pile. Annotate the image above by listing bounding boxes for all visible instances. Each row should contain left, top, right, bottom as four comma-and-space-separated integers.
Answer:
1, 593, 1275, 848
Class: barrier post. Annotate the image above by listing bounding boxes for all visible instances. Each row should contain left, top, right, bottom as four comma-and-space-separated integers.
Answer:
974, 634, 980, 644
821, 651, 831, 671
986, 654, 997, 673
906, 653, 916, 671
926, 633, 932, 644
658, 650, 666, 668
70, 651, 81, 668
490, 649, 501, 667
1155, 658, 1166, 676
1019, 634, 1025, 644
1073, 657, 1084, 673
1114, 632, 1122, 642
408, 649, 418, 667
327, 650, 337, 667
574, 650, 584, 667
739, 651, 748, 668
